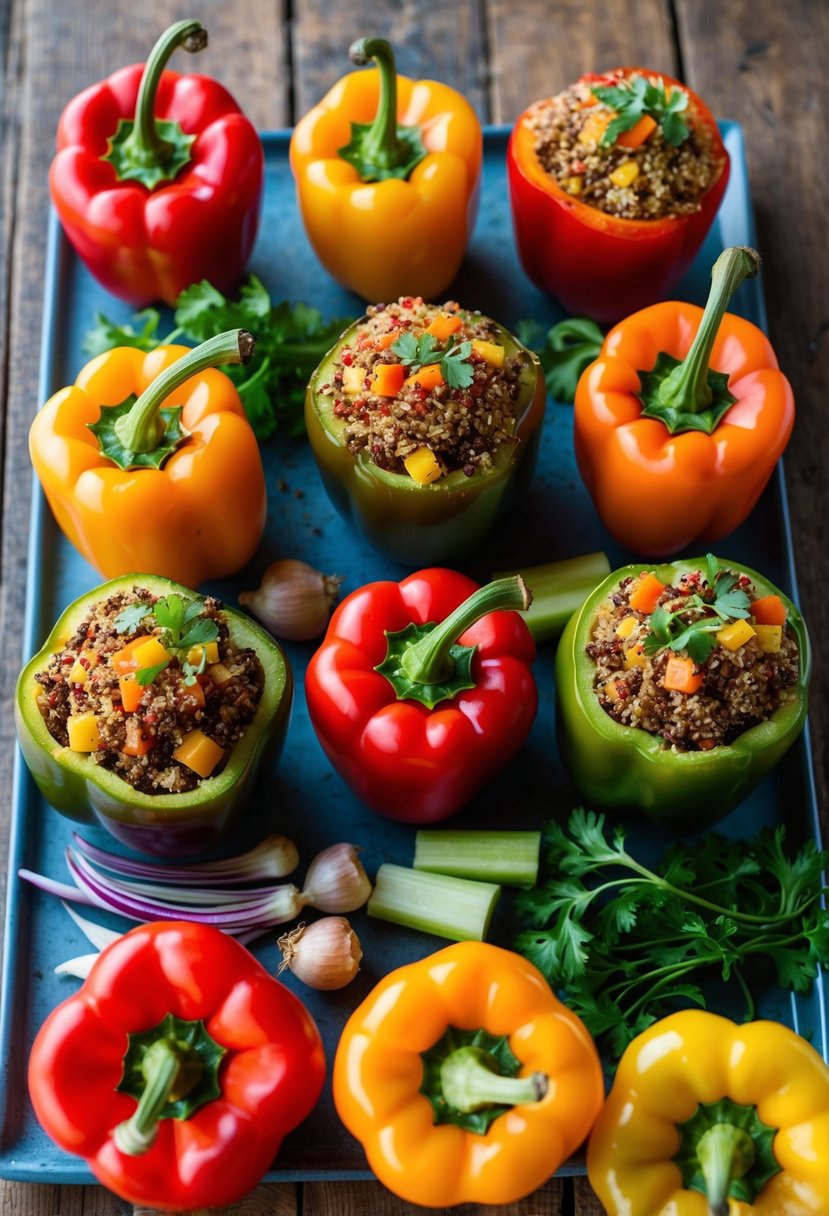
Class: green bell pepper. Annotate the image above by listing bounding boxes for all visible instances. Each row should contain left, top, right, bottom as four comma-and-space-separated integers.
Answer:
14, 575, 292, 857
555, 557, 811, 831
305, 316, 546, 565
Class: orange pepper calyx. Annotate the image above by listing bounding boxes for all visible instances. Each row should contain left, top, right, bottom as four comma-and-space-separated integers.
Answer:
339, 38, 427, 182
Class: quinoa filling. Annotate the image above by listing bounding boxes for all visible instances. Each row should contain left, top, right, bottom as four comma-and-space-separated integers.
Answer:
34, 588, 263, 794
588, 565, 799, 751
526, 70, 722, 221
318, 297, 530, 479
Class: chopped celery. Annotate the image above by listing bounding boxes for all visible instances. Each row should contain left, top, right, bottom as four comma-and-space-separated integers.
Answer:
413, 830, 541, 887
494, 551, 610, 642
367, 865, 500, 942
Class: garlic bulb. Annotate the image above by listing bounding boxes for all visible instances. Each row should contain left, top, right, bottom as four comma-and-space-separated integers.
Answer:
278, 917, 363, 990
239, 559, 342, 641
301, 842, 372, 912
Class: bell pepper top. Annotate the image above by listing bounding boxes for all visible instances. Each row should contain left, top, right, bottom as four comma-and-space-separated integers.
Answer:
637, 245, 762, 434
103, 20, 207, 190
339, 38, 428, 181
429, 1036, 548, 1127
674, 1099, 779, 1214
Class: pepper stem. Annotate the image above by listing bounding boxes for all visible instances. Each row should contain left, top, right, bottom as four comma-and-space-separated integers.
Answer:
655, 246, 760, 415
440, 1046, 547, 1113
400, 576, 531, 685
348, 37, 410, 174
113, 329, 255, 454
114, 1037, 200, 1156
697, 1122, 756, 1216
124, 20, 207, 167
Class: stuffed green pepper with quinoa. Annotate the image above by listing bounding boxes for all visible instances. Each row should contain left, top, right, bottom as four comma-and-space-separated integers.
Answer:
305, 296, 546, 564
555, 555, 810, 831
14, 576, 292, 857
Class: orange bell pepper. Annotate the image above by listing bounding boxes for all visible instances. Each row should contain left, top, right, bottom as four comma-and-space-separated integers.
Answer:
289, 37, 482, 302
574, 246, 795, 556
333, 941, 603, 1207
29, 331, 267, 588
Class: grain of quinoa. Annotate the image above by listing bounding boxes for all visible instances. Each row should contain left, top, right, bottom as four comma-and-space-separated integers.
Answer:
526, 70, 721, 221
34, 588, 263, 795
588, 568, 799, 751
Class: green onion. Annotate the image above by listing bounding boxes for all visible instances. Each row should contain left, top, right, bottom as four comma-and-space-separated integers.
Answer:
367, 865, 500, 942
494, 551, 610, 642
413, 830, 541, 887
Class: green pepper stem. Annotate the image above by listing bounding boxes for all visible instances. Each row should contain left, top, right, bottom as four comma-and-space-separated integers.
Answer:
697, 1122, 756, 1216
400, 576, 531, 685
113, 329, 255, 454
440, 1046, 547, 1113
655, 246, 760, 415
114, 1038, 191, 1156
348, 37, 410, 174
123, 20, 207, 168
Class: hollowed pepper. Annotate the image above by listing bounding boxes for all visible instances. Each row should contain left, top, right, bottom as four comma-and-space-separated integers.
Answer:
30, 330, 267, 587
507, 67, 730, 323
290, 37, 482, 302
587, 1010, 829, 1216
574, 246, 795, 556
334, 941, 604, 1207
305, 569, 537, 823
50, 20, 264, 306
29, 920, 325, 1211
555, 557, 811, 831
14, 575, 292, 856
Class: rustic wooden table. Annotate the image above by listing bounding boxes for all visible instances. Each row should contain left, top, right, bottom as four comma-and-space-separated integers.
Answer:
0, 1, 826, 1213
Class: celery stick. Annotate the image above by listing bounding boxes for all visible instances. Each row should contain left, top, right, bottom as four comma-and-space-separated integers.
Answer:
413, 830, 541, 887
494, 551, 610, 642
367, 865, 500, 942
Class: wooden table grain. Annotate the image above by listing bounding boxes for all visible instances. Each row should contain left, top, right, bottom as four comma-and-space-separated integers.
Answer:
1, 1, 826, 1213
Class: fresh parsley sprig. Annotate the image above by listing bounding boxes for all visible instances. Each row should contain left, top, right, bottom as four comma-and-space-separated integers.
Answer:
513, 808, 829, 1059
516, 316, 603, 404
114, 595, 219, 687
391, 331, 475, 390
641, 556, 751, 664
591, 75, 690, 148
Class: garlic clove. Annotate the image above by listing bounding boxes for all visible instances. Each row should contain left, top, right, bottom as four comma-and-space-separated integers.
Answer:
278, 917, 363, 990
300, 842, 373, 913
239, 559, 342, 642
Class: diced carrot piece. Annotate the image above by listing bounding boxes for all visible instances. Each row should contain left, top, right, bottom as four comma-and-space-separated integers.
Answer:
174, 730, 224, 778
617, 114, 658, 148
402, 363, 444, 392
425, 313, 463, 341
751, 595, 787, 627
123, 718, 153, 757
370, 363, 406, 397
663, 657, 704, 695
111, 637, 143, 676
119, 676, 144, 713
374, 331, 399, 351
629, 573, 667, 614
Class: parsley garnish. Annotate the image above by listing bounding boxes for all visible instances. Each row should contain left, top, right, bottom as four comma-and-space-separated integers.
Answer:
591, 75, 691, 148
391, 331, 475, 390
516, 316, 603, 404
514, 808, 829, 1059
641, 555, 751, 664
114, 602, 152, 634
116, 594, 220, 687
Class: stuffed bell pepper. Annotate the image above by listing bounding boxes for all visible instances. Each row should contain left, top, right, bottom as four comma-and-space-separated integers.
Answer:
50, 20, 264, 306
305, 297, 546, 564
555, 555, 810, 830
14, 576, 292, 856
29, 920, 325, 1212
290, 37, 482, 302
508, 67, 729, 323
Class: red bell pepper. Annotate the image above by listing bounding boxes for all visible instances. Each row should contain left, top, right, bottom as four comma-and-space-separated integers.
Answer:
50, 20, 264, 307
506, 68, 730, 323
305, 569, 537, 823
28, 921, 325, 1212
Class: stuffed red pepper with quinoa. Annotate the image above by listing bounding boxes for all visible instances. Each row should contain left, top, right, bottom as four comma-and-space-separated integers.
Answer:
305, 296, 545, 564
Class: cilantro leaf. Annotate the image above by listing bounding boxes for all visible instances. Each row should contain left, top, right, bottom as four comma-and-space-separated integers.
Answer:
174, 281, 228, 340
178, 619, 220, 651
705, 553, 720, 588
153, 595, 186, 640
391, 332, 428, 366
136, 660, 170, 686
441, 341, 474, 389
519, 317, 604, 404
391, 332, 474, 389
592, 75, 691, 148
114, 603, 152, 634
81, 309, 163, 358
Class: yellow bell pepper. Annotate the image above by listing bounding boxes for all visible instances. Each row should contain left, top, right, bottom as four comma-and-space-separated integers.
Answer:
289, 36, 482, 302
333, 941, 603, 1207
29, 332, 267, 589
587, 1010, 829, 1215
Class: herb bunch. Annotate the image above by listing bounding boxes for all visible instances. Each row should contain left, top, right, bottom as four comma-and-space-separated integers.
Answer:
516, 317, 604, 404
591, 76, 690, 147
643, 555, 751, 664
115, 596, 219, 687
391, 331, 475, 390
83, 276, 352, 441
514, 808, 829, 1060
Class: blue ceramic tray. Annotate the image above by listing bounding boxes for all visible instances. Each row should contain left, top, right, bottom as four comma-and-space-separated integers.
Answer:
1, 126, 824, 1184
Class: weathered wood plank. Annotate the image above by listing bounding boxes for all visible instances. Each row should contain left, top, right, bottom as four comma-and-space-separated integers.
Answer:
675, 0, 829, 818
573, 1177, 605, 1216
133, 1183, 299, 1216
303, 1178, 569, 1215
0, 1182, 130, 1215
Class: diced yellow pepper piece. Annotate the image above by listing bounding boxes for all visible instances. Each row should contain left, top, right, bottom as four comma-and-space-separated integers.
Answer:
208, 662, 234, 689
754, 624, 782, 654
471, 340, 505, 368
609, 160, 640, 188
624, 645, 647, 670
404, 447, 442, 485
615, 616, 637, 640
67, 712, 100, 753
579, 111, 610, 145
173, 729, 224, 778
563, 174, 584, 195
342, 365, 364, 395
68, 660, 88, 685
716, 620, 756, 651
132, 637, 172, 670
187, 641, 220, 667
604, 679, 621, 703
